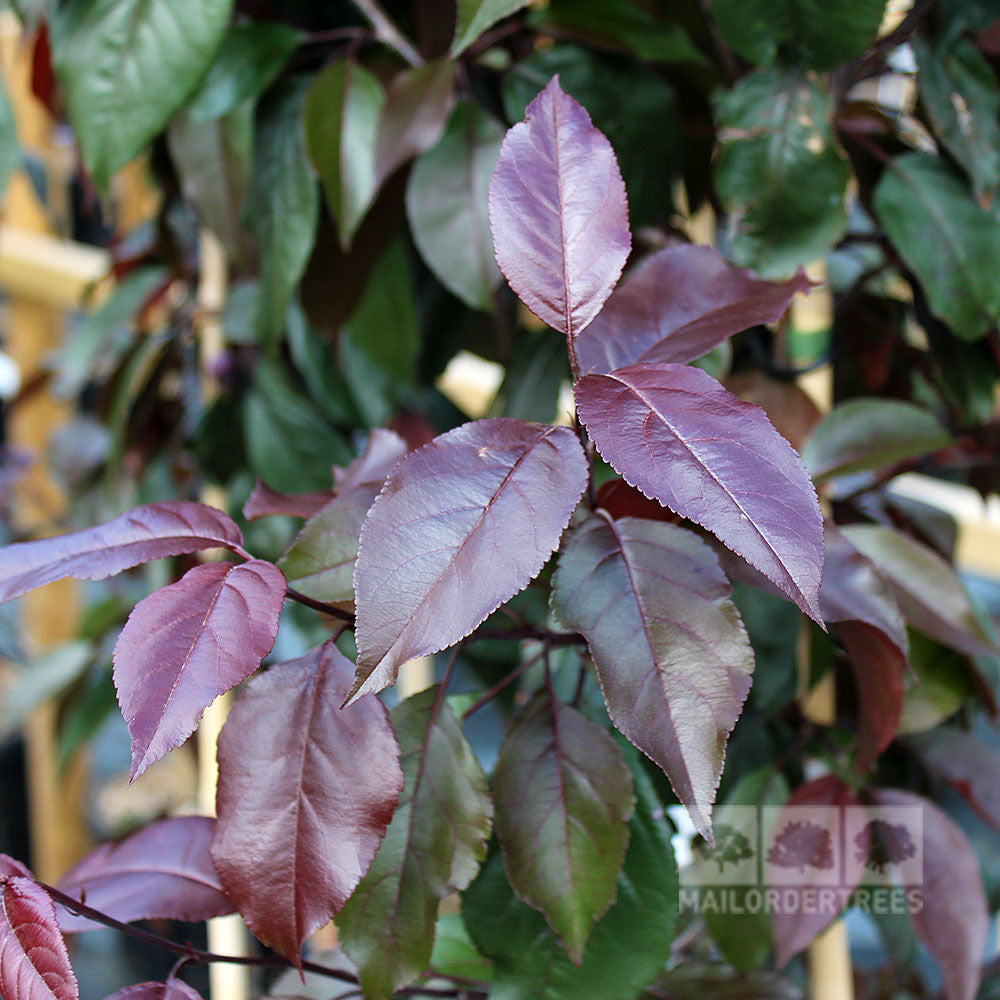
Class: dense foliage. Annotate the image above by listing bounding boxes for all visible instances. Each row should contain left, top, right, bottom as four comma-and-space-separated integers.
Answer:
1, 2, 1000, 1000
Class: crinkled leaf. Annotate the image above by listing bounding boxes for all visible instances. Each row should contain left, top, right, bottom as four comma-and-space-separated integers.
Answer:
770, 776, 861, 966
452, 0, 530, 54
351, 419, 587, 702
841, 524, 998, 659
803, 398, 952, 482
464, 758, 677, 1000
338, 687, 493, 1000
575, 245, 810, 375
493, 690, 633, 962
304, 59, 385, 248
551, 514, 753, 837
49, 0, 231, 190
212, 641, 403, 965
407, 103, 504, 311
715, 69, 850, 275
875, 153, 1000, 341
56, 817, 232, 933
104, 981, 203, 1000
0, 502, 244, 605
113, 560, 285, 780
0, 876, 78, 1000
489, 76, 630, 345
574, 363, 824, 622
871, 789, 988, 1000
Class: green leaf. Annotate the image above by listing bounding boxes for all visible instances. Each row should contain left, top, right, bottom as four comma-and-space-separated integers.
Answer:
875, 152, 1000, 341
916, 37, 1000, 201
243, 363, 350, 494
0, 78, 19, 200
407, 103, 504, 311
168, 100, 254, 266
709, 0, 886, 69
430, 913, 493, 983
493, 690, 634, 962
642, 965, 802, 1000
802, 398, 952, 482
286, 307, 359, 425
338, 687, 493, 1000
715, 69, 850, 275
185, 21, 303, 123
898, 631, 974, 734
491, 330, 569, 425
50, 0, 232, 190
58, 662, 117, 771
464, 756, 677, 1000
503, 45, 683, 227
248, 78, 319, 344
304, 59, 385, 248
452, 0, 530, 54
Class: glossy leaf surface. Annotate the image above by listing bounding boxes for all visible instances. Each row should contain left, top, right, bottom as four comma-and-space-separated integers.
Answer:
575, 363, 824, 621
493, 690, 633, 961
552, 514, 753, 837
351, 419, 587, 701
113, 560, 285, 780
213, 642, 402, 964
0, 502, 244, 605
338, 687, 492, 1000
574, 245, 810, 375
0, 875, 78, 1000
489, 76, 630, 344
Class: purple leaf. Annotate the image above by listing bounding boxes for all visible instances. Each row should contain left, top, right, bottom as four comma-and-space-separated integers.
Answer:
574, 363, 824, 622
55, 817, 233, 934
0, 855, 33, 881
551, 514, 754, 838
574, 245, 811, 376
871, 788, 988, 1000
770, 776, 860, 967
0, 875, 79, 1000
493, 689, 634, 962
351, 418, 587, 702
104, 982, 202, 1000
488, 76, 630, 349
333, 428, 407, 493
212, 641, 403, 965
0, 502, 245, 605
243, 480, 334, 521
113, 560, 285, 780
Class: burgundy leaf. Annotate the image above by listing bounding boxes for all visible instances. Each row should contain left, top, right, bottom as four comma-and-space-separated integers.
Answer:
0, 502, 245, 605
243, 480, 333, 521
871, 788, 988, 1000
351, 418, 587, 702
771, 776, 860, 967
103, 981, 202, 1000
593, 478, 679, 523
333, 428, 407, 493
488, 75, 630, 348
0, 875, 79, 1000
55, 817, 233, 934
574, 245, 811, 376
212, 641, 403, 965
909, 727, 1000, 833
113, 560, 285, 780
575, 363, 824, 622
551, 514, 754, 838
0, 855, 33, 881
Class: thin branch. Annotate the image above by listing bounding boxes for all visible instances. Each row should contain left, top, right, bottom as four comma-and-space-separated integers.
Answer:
286, 588, 356, 624
462, 648, 546, 720
349, 0, 422, 66
468, 624, 584, 646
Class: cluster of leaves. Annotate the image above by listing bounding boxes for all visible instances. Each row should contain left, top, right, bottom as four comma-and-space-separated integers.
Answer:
1, 2, 1000, 1000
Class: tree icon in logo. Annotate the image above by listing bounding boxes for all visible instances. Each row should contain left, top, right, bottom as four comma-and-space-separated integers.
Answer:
694, 823, 755, 873
767, 820, 835, 874
854, 819, 917, 874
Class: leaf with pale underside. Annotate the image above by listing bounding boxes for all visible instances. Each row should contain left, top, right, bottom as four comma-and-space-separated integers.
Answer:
351, 418, 587, 702
113, 560, 285, 780
489, 76, 630, 347
0, 875, 79, 1000
574, 363, 824, 622
552, 514, 753, 838
55, 817, 232, 933
333, 428, 408, 493
574, 245, 811, 376
0, 502, 245, 605
212, 641, 403, 966
493, 690, 633, 962
338, 687, 493, 1000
